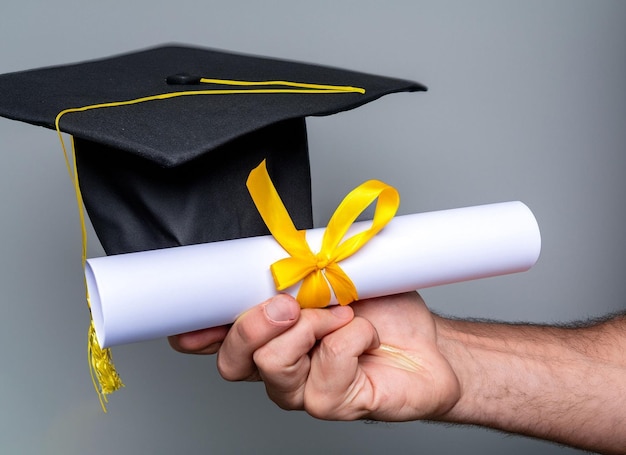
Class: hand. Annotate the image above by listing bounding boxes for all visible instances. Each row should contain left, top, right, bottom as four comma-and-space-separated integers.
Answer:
170, 292, 461, 422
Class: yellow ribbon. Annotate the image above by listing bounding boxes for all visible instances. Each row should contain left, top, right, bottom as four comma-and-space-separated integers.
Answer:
246, 160, 399, 308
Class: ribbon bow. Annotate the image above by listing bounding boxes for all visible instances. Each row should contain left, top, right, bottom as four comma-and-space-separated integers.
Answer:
246, 160, 399, 308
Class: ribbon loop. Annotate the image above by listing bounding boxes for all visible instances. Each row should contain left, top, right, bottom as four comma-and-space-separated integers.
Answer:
247, 160, 399, 308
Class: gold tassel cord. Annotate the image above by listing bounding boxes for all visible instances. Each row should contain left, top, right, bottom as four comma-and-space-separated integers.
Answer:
56, 130, 124, 412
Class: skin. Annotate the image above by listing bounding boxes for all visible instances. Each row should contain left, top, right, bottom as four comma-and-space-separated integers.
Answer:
169, 292, 626, 454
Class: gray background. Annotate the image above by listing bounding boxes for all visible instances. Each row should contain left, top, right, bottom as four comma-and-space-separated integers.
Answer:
1, 1, 625, 454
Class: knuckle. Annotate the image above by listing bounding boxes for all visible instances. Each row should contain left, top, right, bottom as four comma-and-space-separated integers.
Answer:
216, 353, 248, 382
253, 344, 306, 378
267, 387, 305, 411
252, 346, 281, 374
232, 319, 256, 345
317, 335, 346, 360
215, 357, 235, 380
303, 394, 340, 420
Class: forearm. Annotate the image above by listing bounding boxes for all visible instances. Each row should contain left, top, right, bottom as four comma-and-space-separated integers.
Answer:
434, 314, 626, 454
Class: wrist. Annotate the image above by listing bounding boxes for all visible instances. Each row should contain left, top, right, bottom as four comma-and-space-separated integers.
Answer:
431, 315, 483, 423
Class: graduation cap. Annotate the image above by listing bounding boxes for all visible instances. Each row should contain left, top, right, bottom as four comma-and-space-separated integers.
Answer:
0, 44, 426, 255
0, 44, 426, 406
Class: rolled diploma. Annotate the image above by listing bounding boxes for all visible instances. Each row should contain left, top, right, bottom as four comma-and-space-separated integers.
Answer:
86, 201, 541, 348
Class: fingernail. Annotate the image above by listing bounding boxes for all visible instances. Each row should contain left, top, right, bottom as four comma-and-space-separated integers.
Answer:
264, 296, 299, 323
328, 304, 353, 319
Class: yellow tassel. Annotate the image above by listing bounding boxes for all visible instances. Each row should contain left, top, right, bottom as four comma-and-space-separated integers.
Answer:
55, 123, 124, 411
88, 320, 124, 412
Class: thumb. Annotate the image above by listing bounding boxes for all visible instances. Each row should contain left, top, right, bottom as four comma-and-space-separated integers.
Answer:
218, 294, 300, 381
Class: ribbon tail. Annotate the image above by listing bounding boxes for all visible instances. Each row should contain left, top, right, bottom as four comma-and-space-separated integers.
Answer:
324, 263, 359, 306
297, 271, 332, 308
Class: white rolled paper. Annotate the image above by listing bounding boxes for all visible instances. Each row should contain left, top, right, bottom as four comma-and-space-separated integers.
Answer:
86, 201, 541, 348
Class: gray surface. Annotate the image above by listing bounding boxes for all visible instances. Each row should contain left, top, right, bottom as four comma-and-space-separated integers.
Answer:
1, 1, 625, 454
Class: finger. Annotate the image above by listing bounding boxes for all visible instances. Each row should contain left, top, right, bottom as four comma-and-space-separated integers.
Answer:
351, 292, 434, 347
168, 325, 231, 355
253, 304, 354, 409
304, 316, 380, 419
217, 294, 301, 381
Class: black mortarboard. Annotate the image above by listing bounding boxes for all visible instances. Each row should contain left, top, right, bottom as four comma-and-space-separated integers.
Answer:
0, 44, 426, 255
